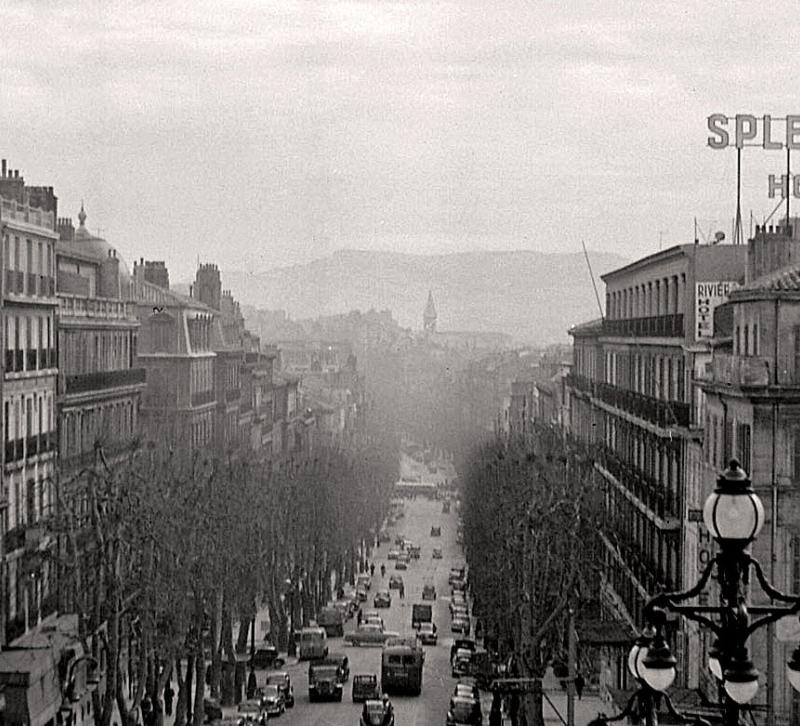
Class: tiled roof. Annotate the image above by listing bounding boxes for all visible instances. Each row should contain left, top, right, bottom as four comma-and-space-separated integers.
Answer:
738, 263, 800, 293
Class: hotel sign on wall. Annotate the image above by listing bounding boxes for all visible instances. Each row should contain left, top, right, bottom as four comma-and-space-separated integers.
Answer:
707, 114, 800, 198
696, 281, 738, 341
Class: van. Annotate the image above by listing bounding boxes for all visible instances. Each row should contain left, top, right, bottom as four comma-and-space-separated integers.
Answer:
298, 626, 328, 660
318, 606, 345, 637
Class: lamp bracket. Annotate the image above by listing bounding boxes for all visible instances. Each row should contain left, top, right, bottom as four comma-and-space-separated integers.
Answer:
746, 600, 800, 639
595, 690, 639, 723
748, 554, 800, 603
662, 691, 713, 726
645, 556, 716, 617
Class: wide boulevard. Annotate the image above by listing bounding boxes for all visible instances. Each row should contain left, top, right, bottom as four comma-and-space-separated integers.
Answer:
267, 494, 476, 726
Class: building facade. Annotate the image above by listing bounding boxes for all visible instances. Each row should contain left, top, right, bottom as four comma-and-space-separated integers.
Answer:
0, 163, 60, 645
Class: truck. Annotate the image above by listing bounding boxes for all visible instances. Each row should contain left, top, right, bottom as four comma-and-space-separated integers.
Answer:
318, 606, 345, 637
411, 603, 432, 629
308, 659, 344, 702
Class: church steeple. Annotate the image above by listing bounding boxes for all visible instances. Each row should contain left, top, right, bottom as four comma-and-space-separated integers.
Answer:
423, 290, 437, 333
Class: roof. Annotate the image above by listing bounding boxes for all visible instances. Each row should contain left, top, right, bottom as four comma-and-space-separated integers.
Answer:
568, 317, 604, 337
62, 205, 131, 280
734, 262, 800, 296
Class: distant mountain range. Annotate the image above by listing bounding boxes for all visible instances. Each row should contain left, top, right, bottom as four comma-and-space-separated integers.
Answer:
216, 249, 629, 344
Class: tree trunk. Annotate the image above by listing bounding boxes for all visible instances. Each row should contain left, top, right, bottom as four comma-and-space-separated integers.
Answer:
185, 654, 194, 725
210, 596, 223, 700
174, 658, 187, 726
192, 648, 205, 726
221, 612, 236, 707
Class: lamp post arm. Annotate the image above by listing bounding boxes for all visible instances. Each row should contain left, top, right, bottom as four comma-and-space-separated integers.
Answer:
666, 606, 723, 638
596, 691, 640, 723
747, 554, 800, 603
745, 600, 800, 640
645, 556, 717, 617
662, 692, 713, 726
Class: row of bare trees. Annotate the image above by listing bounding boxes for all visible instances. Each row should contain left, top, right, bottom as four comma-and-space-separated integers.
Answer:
460, 425, 602, 726
54, 428, 398, 726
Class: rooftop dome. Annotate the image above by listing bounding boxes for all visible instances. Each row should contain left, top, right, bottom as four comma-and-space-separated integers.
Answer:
60, 203, 132, 297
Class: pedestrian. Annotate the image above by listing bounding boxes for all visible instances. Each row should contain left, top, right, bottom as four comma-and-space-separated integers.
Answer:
399, 583, 405, 599
246, 668, 257, 700
357, 609, 363, 626
370, 562, 375, 577
337, 585, 344, 600
164, 682, 174, 717
575, 672, 585, 700
380, 564, 386, 578
489, 693, 503, 726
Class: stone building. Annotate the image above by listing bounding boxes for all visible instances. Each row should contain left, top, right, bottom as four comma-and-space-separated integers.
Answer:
55, 207, 145, 612
0, 162, 60, 646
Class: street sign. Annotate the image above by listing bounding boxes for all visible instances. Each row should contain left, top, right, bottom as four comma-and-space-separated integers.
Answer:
490, 677, 542, 694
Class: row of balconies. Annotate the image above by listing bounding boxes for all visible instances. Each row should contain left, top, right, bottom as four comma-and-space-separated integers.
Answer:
59, 294, 137, 321
600, 445, 678, 521
602, 313, 684, 338
5, 348, 58, 374
62, 368, 146, 395
595, 381, 691, 428
5, 270, 56, 298
608, 533, 673, 595
565, 372, 596, 396
5, 433, 58, 464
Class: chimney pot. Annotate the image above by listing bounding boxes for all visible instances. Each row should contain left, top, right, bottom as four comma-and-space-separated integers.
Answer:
1, 159, 5, 177
14, 170, 19, 178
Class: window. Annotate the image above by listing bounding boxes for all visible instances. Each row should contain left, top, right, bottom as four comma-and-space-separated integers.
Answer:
752, 323, 759, 356
743, 325, 749, 356
737, 423, 751, 474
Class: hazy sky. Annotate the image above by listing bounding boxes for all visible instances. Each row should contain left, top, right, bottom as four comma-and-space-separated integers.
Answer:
1, 1, 798, 281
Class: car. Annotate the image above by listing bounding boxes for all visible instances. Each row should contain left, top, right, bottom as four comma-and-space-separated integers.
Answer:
454, 679, 480, 701
357, 574, 372, 591
418, 622, 438, 645
334, 598, 357, 620
352, 673, 381, 703
449, 567, 466, 584
248, 645, 283, 670
422, 584, 436, 601
394, 559, 407, 571
373, 590, 392, 608
360, 698, 395, 726
345, 624, 400, 646
388, 574, 404, 590
387, 549, 401, 561
451, 605, 469, 621
452, 648, 473, 677
452, 616, 471, 635
442, 501, 451, 513
450, 638, 477, 663
430, 525, 441, 536
236, 699, 268, 726
356, 586, 368, 602
264, 671, 294, 708
432, 547, 443, 559
446, 695, 482, 725
407, 545, 421, 560
203, 698, 223, 722
362, 608, 381, 623
255, 684, 285, 716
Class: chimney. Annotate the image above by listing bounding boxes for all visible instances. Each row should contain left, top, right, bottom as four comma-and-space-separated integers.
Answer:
1, 160, 5, 177
14, 170, 18, 178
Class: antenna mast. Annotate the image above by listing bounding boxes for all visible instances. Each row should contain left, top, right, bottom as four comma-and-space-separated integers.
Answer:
581, 240, 604, 320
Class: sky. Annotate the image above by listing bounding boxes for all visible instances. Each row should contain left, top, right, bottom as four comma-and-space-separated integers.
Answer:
2, 0, 800, 282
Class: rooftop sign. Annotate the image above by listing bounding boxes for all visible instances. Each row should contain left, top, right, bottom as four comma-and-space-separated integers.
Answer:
707, 114, 800, 150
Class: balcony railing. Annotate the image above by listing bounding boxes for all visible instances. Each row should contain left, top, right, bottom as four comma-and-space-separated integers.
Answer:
565, 372, 596, 395
708, 353, 771, 388
600, 445, 677, 521
191, 390, 215, 407
595, 381, 691, 428
603, 313, 684, 338
64, 368, 146, 395
59, 294, 137, 320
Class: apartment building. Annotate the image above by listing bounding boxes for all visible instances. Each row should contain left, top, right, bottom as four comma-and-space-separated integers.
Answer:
567, 241, 747, 692
0, 162, 60, 645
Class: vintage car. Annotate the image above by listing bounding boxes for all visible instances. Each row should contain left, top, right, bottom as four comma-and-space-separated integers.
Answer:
235, 699, 268, 726
430, 525, 441, 536
446, 696, 482, 726
451, 615, 471, 635
432, 547, 443, 559
255, 684, 285, 716
449, 567, 466, 584
356, 586, 368, 602
387, 549, 401, 560
388, 574, 404, 590
357, 574, 372, 591
360, 698, 395, 726
422, 584, 436, 601
454, 679, 481, 702
451, 648, 473, 678
345, 624, 399, 647
352, 673, 381, 703
394, 558, 408, 571
450, 638, 477, 663
248, 644, 283, 670
418, 622, 438, 645
373, 589, 392, 608
264, 671, 294, 707
407, 545, 421, 560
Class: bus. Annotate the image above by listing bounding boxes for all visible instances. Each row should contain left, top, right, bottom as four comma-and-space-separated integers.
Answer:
298, 627, 328, 660
381, 643, 423, 695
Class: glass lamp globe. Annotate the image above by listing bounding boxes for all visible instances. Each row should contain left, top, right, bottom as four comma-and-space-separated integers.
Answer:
724, 678, 759, 704
787, 647, 800, 692
708, 639, 723, 681
627, 629, 653, 681
703, 460, 764, 544
723, 648, 759, 704
641, 634, 677, 692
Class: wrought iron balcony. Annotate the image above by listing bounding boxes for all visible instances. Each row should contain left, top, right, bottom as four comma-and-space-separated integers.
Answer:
602, 313, 684, 338
565, 372, 596, 395
191, 389, 215, 407
595, 381, 690, 428
64, 367, 146, 395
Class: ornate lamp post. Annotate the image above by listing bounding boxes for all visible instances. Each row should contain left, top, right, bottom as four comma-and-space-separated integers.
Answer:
596, 460, 800, 726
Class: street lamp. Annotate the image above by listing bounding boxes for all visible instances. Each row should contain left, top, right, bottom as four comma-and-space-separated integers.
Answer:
595, 460, 800, 726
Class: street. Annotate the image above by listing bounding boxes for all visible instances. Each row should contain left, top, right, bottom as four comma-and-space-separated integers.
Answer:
265, 495, 469, 726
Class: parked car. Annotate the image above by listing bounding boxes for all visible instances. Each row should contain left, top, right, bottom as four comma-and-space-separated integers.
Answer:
418, 622, 438, 645
454, 679, 481, 701
255, 684, 285, 716
452, 648, 473, 677
235, 700, 268, 726
373, 590, 392, 608
394, 559, 407, 571
360, 698, 395, 726
352, 673, 381, 703
446, 696, 482, 725
449, 567, 466, 584
388, 574, 404, 590
362, 609, 382, 625
450, 638, 477, 663
432, 547, 443, 559
345, 624, 399, 646
451, 616, 471, 635
356, 586, 368, 602
248, 645, 283, 670
357, 574, 372, 591
407, 545, 421, 560
430, 525, 441, 536
387, 549, 401, 560
264, 671, 294, 708
422, 584, 436, 600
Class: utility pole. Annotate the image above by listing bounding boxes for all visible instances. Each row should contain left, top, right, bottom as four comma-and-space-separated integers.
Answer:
567, 606, 576, 726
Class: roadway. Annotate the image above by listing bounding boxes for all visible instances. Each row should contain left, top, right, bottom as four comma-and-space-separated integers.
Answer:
270, 495, 472, 726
